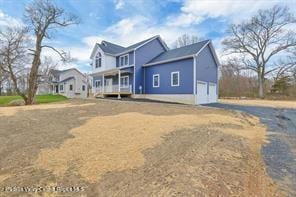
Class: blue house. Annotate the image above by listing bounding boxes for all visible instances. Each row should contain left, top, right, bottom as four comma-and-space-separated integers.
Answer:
90, 35, 220, 104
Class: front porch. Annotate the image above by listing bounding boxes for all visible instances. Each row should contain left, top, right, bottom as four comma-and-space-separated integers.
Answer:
93, 67, 133, 99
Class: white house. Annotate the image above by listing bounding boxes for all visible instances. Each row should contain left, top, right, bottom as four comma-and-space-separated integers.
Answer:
47, 68, 88, 98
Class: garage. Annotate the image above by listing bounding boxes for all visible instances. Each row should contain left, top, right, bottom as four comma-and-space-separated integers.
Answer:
196, 81, 208, 104
196, 81, 217, 104
208, 83, 217, 103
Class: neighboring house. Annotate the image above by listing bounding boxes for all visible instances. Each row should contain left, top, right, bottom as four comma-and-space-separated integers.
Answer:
90, 35, 220, 104
47, 68, 88, 98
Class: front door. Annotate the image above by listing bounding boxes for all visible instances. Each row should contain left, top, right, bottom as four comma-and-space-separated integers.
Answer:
104, 78, 113, 92
55, 85, 59, 93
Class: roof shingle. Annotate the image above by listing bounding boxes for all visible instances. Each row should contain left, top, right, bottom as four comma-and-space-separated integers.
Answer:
96, 36, 159, 55
147, 40, 210, 64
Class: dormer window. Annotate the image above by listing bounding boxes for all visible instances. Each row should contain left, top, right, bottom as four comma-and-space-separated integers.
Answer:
119, 54, 129, 67
95, 52, 102, 68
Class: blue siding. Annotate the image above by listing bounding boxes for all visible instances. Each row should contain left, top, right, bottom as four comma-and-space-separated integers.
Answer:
196, 45, 218, 83
135, 38, 166, 94
116, 51, 134, 67
144, 58, 194, 94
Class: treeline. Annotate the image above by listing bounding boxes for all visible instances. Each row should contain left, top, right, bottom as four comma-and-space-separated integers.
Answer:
219, 64, 296, 99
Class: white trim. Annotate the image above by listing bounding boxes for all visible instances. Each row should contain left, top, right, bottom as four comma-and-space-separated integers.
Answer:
120, 75, 129, 87
59, 84, 63, 90
102, 74, 105, 92
90, 65, 134, 76
132, 94, 195, 105
119, 54, 129, 67
157, 36, 169, 51
208, 41, 221, 68
194, 40, 211, 57
145, 55, 194, 66
91, 36, 169, 58
95, 80, 101, 88
197, 80, 207, 85
133, 50, 136, 93
95, 52, 102, 68
118, 70, 121, 94
193, 56, 196, 95
152, 74, 160, 88
171, 71, 180, 87
145, 40, 214, 67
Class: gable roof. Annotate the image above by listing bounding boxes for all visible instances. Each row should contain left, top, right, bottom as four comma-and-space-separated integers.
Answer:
90, 35, 168, 58
49, 68, 84, 77
146, 40, 210, 65
98, 41, 125, 54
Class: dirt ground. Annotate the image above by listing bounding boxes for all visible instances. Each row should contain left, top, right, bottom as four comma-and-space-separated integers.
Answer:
220, 98, 296, 109
0, 99, 280, 196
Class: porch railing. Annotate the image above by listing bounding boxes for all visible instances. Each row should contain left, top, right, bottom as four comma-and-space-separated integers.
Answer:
95, 85, 132, 94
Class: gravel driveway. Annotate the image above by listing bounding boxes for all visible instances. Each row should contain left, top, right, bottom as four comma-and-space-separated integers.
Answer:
206, 103, 296, 196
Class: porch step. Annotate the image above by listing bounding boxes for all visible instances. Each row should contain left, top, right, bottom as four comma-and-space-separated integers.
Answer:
94, 93, 104, 98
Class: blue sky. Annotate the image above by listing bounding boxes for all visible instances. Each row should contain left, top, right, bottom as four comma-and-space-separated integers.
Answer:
0, 0, 295, 72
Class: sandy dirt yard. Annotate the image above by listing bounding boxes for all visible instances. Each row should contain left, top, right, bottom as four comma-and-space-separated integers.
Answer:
220, 99, 296, 109
0, 99, 280, 196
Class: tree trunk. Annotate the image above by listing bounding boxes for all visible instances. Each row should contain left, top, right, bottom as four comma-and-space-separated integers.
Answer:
26, 37, 42, 105
258, 74, 264, 98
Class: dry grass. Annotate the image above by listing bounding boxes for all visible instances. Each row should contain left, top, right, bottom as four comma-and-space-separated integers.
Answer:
0, 102, 95, 116
34, 111, 267, 183
220, 99, 296, 109
0, 99, 278, 196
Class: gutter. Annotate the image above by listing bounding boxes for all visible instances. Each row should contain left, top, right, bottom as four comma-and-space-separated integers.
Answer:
144, 55, 194, 66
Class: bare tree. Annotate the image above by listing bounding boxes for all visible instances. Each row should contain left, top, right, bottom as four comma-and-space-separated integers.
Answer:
222, 5, 296, 98
173, 34, 201, 48
0, 68, 9, 95
24, 0, 79, 104
0, 27, 30, 98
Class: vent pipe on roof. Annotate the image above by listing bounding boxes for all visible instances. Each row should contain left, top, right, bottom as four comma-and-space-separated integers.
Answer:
102, 41, 107, 46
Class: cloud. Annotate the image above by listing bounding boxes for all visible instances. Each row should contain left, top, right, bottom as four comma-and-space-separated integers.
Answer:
167, 0, 296, 27
115, 0, 125, 10
0, 9, 23, 27
99, 15, 204, 47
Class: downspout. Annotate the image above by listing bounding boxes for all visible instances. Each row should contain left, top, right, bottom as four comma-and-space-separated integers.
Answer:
193, 56, 197, 104
133, 50, 136, 94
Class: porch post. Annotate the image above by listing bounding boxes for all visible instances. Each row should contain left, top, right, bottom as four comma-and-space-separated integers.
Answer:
118, 70, 121, 99
102, 74, 105, 93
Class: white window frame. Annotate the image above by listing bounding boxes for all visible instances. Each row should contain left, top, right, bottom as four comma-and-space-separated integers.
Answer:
59, 84, 64, 92
171, 71, 180, 87
95, 52, 102, 68
95, 80, 102, 88
120, 75, 129, 88
119, 54, 129, 67
69, 84, 73, 91
153, 74, 160, 88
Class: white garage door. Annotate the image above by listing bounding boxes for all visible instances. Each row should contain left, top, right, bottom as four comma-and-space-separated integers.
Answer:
196, 81, 208, 104
208, 83, 217, 103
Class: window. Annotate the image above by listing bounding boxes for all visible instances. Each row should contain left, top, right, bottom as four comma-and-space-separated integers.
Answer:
82, 85, 85, 91
171, 71, 179, 86
95, 52, 102, 68
95, 80, 101, 88
59, 84, 63, 91
69, 84, 73, 91
120, 76, 129, 87
119, 54, 129, 67
153, 74, 160, 88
